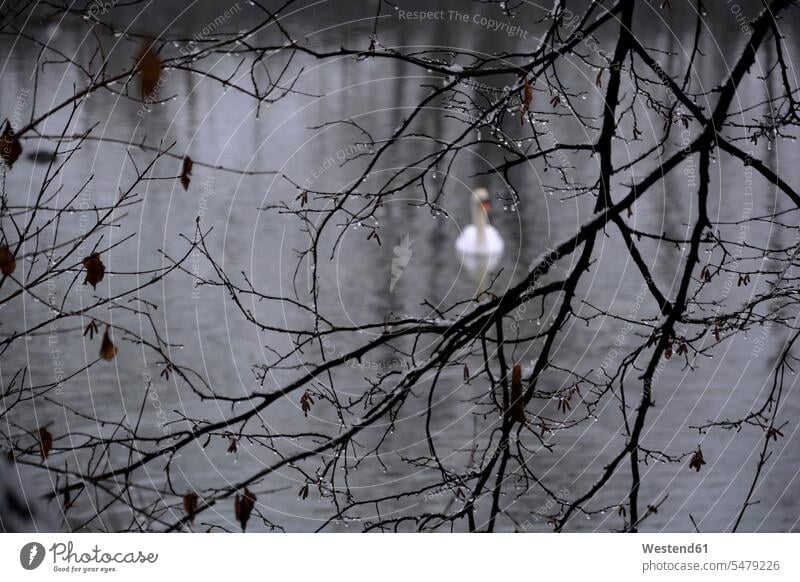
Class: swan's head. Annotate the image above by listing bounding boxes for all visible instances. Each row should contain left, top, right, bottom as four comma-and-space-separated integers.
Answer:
473, 187, 491, 214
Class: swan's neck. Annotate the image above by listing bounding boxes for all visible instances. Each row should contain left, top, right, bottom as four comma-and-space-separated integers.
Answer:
472, 198, 487, 242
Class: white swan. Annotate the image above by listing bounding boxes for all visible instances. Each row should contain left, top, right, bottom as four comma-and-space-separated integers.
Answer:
456, 188, 504, 255
456, 188, 504, 274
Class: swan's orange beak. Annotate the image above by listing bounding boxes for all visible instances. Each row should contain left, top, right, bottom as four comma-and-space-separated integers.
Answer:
481, 200, 491, 214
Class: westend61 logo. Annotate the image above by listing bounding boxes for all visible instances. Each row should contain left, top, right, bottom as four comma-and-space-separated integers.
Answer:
19, 541, 158, 574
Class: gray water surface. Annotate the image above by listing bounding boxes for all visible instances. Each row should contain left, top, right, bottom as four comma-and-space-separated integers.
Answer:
1, 1, 799, 532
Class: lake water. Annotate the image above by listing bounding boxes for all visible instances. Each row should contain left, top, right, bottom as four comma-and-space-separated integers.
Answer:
1, 0, 799, 532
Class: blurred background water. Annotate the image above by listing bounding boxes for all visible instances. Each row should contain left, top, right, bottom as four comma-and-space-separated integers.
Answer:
1, 0, 799, 531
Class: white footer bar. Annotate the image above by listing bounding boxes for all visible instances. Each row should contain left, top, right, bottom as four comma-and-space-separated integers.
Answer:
1, 533, 796, 581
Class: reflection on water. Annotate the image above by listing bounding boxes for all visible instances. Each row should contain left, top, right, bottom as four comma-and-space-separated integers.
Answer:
1, 1, 799, 531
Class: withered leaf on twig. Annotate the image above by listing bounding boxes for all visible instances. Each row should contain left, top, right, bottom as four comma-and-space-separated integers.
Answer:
463, 364, 469, 382
0, 244, 16, 276
1, 120, 22, 169
160, 362, 173, 380
298, 483, 309, 500
509, 364, 527, 423
300, 390, 314, 417
99, 326, 118, 361
520, 77, 533, 124
83, 320, 99, 339
688, 447, 706, 472
83, 253, 105, 289
183, 491, 199, 523
180, 156, 193, 190
227, 438, 238, 454
234, 487, 257, 531
366, 229, 382, 246
38, 427, 53, 460
557, 396, 571, 414
136, 45, 162, 101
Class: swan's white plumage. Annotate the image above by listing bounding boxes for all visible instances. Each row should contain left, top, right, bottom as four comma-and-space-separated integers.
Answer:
456, 188, 504, 278
455, 224, 504, 255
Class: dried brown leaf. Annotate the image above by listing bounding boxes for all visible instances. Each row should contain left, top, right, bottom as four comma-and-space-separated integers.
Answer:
300, 390, 314, 417
38, 427, 53, 460
1, 120, 22, 169
688, 447, 706, 472
227, 438, 238, 454
180, 156, 193, 190
83, 253, 105, 289
0, 244, 16, 276
99, 326, 117, 361
136, 46, 162, 101
234, 487, 256, 531
183, 491, 199, 523
509, 364, 526, 423
520, 77, 533, 124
